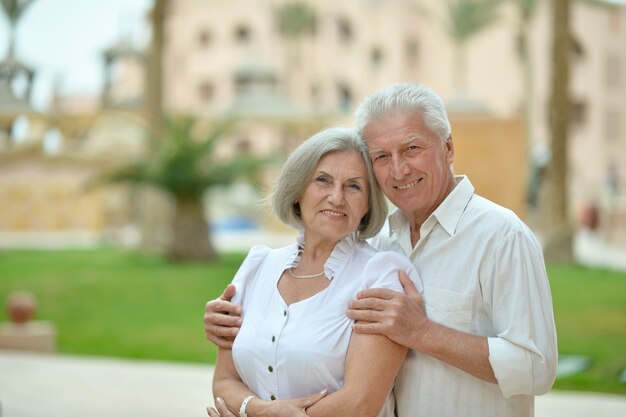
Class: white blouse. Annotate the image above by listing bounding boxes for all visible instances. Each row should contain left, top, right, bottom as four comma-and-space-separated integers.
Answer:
230, 233, 422, 417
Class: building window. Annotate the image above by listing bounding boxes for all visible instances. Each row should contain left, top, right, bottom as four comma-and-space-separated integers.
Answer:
370, 46, 384, 67
198, 30, 212, 47
234, 24, 252, 43
198, 82, 215, 102
337, 17, 353, 43
337, 83, 353, 113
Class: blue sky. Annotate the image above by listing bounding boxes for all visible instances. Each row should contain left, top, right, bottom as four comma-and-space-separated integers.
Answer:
0, 0, 152, 110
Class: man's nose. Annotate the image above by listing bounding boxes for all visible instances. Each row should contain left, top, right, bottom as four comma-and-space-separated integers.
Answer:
390, 155, 409, 180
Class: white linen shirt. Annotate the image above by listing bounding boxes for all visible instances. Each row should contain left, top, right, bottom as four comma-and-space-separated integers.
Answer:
370, 176, 558, 417
231, 233, 422, 417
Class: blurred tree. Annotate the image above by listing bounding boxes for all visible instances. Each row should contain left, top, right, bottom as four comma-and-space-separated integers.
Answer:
276, 1, 317, 38
275, 2, 317, 94
139, 0, 167, 253
441, 0, 503, 95
98, 118, 269, 262
0, 0, 35, 58
539, 0, 572, 262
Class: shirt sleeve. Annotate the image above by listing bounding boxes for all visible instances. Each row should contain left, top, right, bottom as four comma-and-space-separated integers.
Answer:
361, 250, 424, 294
485, 226, 558, 397
230, 245, 272, 308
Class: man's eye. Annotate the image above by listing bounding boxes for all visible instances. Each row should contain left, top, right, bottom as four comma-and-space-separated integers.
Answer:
374, 154, 387, 161
315, 176, 329, 183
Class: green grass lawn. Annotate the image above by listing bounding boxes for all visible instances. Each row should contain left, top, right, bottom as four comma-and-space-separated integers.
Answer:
0, 249, 625, 394
0, 249, 241, 365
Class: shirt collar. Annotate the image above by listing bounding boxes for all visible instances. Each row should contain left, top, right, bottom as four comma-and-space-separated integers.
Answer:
388, 175, 474, 237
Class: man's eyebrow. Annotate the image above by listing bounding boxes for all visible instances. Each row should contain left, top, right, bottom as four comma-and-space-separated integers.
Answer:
368, 148, 383, 154
401, 135, 422, 145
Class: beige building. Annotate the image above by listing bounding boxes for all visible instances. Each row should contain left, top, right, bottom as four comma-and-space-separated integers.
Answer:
150, 0, 625, 232
2, 0, 625, 245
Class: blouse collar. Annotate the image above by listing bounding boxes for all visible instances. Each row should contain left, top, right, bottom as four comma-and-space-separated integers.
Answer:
286, 232, 358, 280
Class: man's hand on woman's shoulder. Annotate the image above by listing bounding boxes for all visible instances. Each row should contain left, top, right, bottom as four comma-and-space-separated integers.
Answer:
204, 284, 243, 349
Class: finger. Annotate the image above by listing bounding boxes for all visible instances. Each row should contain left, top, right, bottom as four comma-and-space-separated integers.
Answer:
348, 296, 385, 311
351, 321, 386, 335
300, 388, 328, 409
205, 312, 242, 328
206, 299, 242, 317
355, 287, 401, 301
205, 323, 239, 339
398, 271, 419, 297
346, 308, 380, 323
209, 336, 234, 350
206, 406, 219, 416
215, 397, 237, 417
220, 284, 237, 301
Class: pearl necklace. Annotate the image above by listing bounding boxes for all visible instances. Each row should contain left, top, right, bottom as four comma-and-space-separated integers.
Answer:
288, 268, 326, 279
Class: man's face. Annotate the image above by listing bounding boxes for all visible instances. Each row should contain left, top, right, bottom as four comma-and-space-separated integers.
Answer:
363, 111, 455, 219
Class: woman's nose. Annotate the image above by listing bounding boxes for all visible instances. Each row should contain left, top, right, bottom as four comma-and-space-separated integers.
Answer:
327, 186, 344, 204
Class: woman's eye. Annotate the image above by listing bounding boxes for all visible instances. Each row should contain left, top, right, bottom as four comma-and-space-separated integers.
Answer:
348, 183, 363, 191
315, 176, 329, 183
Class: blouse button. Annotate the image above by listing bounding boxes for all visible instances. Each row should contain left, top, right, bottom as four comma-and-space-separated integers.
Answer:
271, 335, 275, 342
283, 310, 287, 316
268, 365, 273, 373
270, 395, 276, 401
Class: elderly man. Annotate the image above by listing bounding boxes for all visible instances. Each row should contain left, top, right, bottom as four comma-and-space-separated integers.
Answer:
205, 83, 557, 417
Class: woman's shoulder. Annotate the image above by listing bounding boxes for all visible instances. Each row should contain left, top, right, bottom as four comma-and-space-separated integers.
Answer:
246, 243, 297, 260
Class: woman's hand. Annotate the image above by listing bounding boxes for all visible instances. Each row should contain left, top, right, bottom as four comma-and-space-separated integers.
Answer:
207, 391, 327, 417
251, 390, 327, 417
206, 397, 236, 417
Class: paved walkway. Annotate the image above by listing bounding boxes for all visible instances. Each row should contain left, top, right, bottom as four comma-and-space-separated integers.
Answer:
1, 350, 625, 417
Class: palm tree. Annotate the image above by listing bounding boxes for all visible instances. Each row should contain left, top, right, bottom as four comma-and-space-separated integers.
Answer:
98, 118, 269, 261
538, 0, 572, 262
509, 0, 541, 212
0, 0, 35, 59
145, 0, 167, 145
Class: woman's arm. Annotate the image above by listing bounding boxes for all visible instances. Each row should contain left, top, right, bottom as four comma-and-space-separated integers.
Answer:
212, 348, 258, 415
305, 331, 407, 417
213, 349, 326, 417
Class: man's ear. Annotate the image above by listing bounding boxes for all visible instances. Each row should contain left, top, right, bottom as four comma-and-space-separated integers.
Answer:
445, 135, 454, 165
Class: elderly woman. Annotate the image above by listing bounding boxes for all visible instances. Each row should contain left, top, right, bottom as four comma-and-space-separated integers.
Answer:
208, 127, 422, 417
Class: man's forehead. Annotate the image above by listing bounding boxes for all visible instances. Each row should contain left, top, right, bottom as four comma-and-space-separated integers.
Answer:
367, 135, 427, 153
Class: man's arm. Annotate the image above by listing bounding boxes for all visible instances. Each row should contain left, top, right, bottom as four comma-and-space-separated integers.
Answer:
347, 272, 497, 383
204, 284, 243, 349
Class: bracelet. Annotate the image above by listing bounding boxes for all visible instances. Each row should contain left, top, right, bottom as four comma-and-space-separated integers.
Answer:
239, 395, 257, 417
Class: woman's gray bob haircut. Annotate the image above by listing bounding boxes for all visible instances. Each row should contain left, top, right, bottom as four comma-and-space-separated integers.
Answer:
355, 83, 451, 142
271, 127, 387, 240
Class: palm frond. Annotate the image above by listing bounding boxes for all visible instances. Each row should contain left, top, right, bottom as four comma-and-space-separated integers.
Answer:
0, 0, 35, 25
96, 117, 270, 201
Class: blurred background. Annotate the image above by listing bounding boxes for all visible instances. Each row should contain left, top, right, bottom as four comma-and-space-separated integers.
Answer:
0, 0, 625, 414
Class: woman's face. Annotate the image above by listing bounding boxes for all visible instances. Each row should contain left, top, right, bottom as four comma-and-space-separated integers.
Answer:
298, 150, 370, 244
